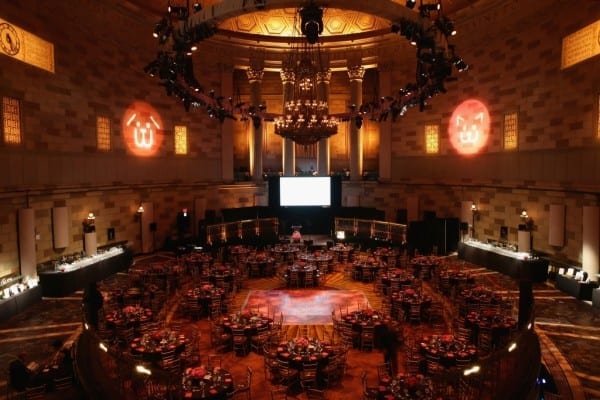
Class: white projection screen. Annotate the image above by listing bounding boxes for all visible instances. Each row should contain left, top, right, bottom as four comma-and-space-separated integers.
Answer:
279, 177, 331, 207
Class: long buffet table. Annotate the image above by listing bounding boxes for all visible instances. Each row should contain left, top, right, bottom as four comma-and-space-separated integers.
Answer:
0, 285, 42, 321
458, 241, 549, 282
38, 247, 133, 297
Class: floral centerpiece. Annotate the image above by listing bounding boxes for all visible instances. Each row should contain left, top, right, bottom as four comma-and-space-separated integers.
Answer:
293, 337, 310, 352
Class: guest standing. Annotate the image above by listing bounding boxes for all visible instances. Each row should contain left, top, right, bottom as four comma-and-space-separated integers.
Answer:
82, 281, 103, 330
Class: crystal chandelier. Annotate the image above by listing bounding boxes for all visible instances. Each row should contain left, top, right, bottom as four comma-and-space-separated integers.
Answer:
274, 7, 338, 146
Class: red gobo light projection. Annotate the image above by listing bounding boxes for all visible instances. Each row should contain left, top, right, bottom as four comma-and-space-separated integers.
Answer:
122, 101, 164, 156
448, 99, 490, 155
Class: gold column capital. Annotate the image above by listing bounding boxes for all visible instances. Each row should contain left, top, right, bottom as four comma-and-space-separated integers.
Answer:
347, 65, 365, 82
246, 67, 264, 84
280, 68, 295, 85
317, 69, 332, 85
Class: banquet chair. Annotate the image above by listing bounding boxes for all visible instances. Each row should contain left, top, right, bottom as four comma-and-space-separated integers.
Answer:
288, 270, 300, 288
232, 327, 249, 356
24, 384, 46, 400
425, 353, 443, 376
408, 303, 422, 324
270, 388, 288, 400
306, 388, 326, 399
321, 353, 341, 388
263, 347, 279, 382
404, 358, 420, 375
276, 359, 299, 388
233, 366, 252, 400
299, 361, 318, 390
250, 324, 270, 354
360, 325, 375, 352
207, 354, 222, 369
361, 370, 379, 400
304, 271, 315, 288
377, 362, 392, 382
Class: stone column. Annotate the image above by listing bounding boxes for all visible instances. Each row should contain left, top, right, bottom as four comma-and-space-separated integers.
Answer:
280, 67, 296, 176
246, 66, 264, 182
347, 65, 365, 181
378, 63, 392, 182
317, 69, 331, 176
221, 64, 234, 183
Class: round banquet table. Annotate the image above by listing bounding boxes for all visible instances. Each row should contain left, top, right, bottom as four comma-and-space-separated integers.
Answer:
439, 270, 475, 287
105, 305, 153, 330
373, 247, 400, 265
246, 256, 275, 277
381, 270, 414, 291
286, 264, 319, 287
377, 372, 434, 400
342, 310, 391, 349
129, 330, 189, 364
275, 338, 335, 372
220, 312, 273, 339
352, 259, 384, 281
419, 334, 477, 369
272, 245, 299, 262
409, 256, 439, 279
465, 310, 516, 348
391, 289, 432, 321
181, 365, 234, 400
184, 285, 225, 316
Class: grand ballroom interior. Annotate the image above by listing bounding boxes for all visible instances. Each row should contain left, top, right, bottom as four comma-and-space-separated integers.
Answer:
0, 0, 599, 399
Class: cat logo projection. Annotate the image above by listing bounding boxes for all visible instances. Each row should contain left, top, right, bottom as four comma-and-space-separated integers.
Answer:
448, 99, 490, 155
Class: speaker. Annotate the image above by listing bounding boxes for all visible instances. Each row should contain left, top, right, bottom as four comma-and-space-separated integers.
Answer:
107, 228, 115, 241
396, 209, 408, 224
149, 222, 157, 232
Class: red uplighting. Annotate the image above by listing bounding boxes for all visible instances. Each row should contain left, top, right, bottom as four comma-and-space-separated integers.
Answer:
448, 99, 490, 155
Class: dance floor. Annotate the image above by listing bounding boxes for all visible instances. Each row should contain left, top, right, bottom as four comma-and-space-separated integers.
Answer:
243, 289, 369, 324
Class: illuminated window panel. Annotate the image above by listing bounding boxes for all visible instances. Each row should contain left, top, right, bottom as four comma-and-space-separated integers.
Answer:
561, 20, 600, 69
503, 112, 518, 150
174, 125, 188, 155
96, 116, 111, 151
425, 124, 439, 154
2, 97, 21, 144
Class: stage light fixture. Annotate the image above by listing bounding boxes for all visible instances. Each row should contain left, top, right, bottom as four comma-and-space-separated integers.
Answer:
406, 0, 417, 9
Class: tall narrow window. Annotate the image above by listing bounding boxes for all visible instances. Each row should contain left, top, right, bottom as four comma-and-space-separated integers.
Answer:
2, 97, 22, 144
503, 111, 518, 150
597, 94, 600, 138
174, 125, 188, 155
425, 124, 439, 154
96, 116, 111, 151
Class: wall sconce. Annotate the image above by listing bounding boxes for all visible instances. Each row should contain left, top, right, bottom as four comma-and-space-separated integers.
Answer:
137, 205, 145, 214
83, 212, 96, 233
520, 209, 528, 219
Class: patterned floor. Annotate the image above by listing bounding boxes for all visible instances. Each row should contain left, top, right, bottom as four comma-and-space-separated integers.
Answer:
1, 252, 599, 400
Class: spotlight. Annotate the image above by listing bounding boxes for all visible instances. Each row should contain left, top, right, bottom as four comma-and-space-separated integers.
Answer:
153, 17, 167, 38
419, 2, 441, 17
168, 5, 189, 19
452, 56, 469, 72
436, 17, 457, 36
405, 0, 417, 9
